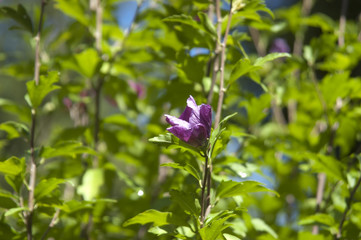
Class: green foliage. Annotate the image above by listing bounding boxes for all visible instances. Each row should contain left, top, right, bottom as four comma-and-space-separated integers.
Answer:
0, 4, 33, 34
1, 0, 361, 239
123, 209, 175, 227
216, 180, 279, 200
26, 71, 60, 109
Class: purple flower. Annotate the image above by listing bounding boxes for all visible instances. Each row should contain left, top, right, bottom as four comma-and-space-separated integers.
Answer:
270, 38, 290, 53
165, 96, 212, 148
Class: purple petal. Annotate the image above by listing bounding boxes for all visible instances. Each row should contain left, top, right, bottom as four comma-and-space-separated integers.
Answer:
199, 104, 212, 136
167, 125, 193, 142
186, 96, 199, 113
165, 96, 212, 148
186, 96, 202, 126
165, 115, 190, 128
179, 106, 192, 122
187, 123, 209, 146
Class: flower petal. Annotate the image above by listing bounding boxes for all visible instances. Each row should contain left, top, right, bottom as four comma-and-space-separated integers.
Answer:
179, 106, 192, 122
199, 104, 212, 137
187, 123, 208, 146
167, 125, 193, 142
165, 114, 190, 128
186, 96, 199, 114
186, 96, 202, 126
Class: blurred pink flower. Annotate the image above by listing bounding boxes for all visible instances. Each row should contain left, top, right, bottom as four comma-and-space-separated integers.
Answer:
128, 80, 146, 99
270, 38, 290, 53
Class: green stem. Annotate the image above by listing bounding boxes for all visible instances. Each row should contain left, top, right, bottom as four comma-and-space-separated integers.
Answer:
200, 154, 209, 227
336, 174, 361, 239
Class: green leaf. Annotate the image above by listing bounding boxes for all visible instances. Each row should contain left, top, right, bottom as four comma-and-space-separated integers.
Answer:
150, 133, 201, 155
77, 169, 104, 201
297, 231, 326, 240
54, 0, 90, 26
0, 121, 29, 140
41, 141, 98, 159
197, 12, 217, 37
251, 218, 278, 239
299, 213, 336, 227
60, 48, 101, 78
161, 162, 201, 181
302, 13, 334, 32
34, 178, 66, 201
59, 200, 93, 213
103, 114, 134, 127
200, 214, 233, 240
229, 58, 261, 86
5, 157, 26, 193
149, 133, 174, 146
148, 226, 168, 236
163, 14, 205, 34
0, 157, 24, 176
74, 48, 101, 78
209, 113, 237, 158
0, 4, 33, 34
224, 233, 242, 240
241, 94, 271, 125
26, 71, 60, 109
216, 180, 279, 199
304, 153, 346, 181
4, 207, 28, 217
163, 14, 215, 48
229, 53, 290, 88
123, 209, 173, 227
254, 52, 291, 66
0, 189, 18, 200
170, 189, 200, 217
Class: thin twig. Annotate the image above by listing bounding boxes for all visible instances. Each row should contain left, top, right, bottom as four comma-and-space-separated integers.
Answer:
214, 0, 233, 129
27, 1, 47, 240
322, 181, 340, 212
336, 174, 361, 239
34, 0, 47, 85
293, 0, 313, 56
207, 0, 222, 105
338, 0, 349, 47
95, 0, 103, 51
84, 1, 103, 239
40, 209, 60, 240
93, 0, 103, 155
309, 67, 335, 235
200, 154, 209, 227
289, 0, 314, 123
249, 27, 266, 57
27, 109, 37, 240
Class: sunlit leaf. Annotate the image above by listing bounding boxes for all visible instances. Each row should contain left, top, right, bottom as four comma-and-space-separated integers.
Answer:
26, 71, 60, 109
0, 157, 24, 176
123, 209, 173, 227
34, 178, 67, 201
4, 207, 28, 217
0, 121, 29, 139
54, 0, 90, 26
216, 180, 279, 199
251, 218, 278, 238
200, 214, 234, 240
77, 169, 104, 201
299, 213, 335, 227
254, 52, 291, 67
